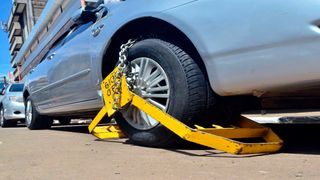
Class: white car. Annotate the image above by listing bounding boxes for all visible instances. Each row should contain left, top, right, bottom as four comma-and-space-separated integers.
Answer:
0, 84, 25, 127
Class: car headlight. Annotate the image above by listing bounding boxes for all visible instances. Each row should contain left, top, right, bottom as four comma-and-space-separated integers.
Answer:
9, 96, 18, 102
9, 96, 23, 102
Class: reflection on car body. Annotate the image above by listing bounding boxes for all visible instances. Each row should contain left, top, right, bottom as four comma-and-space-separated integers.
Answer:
23, 0, 320, 146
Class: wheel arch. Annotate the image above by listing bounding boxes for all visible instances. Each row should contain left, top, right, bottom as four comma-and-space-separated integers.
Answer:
23, 90, 30, 105
101, 17, 209, 81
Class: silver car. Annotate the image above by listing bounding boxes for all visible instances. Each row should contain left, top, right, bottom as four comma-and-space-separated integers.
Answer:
0, 84, 25, 127
23, 0, 320, 146
0, 82, 6, 103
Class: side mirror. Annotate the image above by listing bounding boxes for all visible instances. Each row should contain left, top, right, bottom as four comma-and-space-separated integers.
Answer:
72, 9, 96, 25
71, 5, 108, 25
71, 9, 84, 24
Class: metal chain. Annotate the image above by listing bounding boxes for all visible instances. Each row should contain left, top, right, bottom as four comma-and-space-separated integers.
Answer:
112, 39, 136, 110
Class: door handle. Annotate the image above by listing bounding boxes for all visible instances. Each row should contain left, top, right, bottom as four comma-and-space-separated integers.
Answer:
47, 53, 56, 60
92, 24, 104, 37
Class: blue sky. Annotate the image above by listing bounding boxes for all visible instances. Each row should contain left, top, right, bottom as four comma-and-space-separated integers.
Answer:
0, 1, 13, 76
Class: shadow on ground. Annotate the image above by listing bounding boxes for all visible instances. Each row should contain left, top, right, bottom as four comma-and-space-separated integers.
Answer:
51, 124, 90, 134
268, 124, 320, 155
49, 123, 320, 156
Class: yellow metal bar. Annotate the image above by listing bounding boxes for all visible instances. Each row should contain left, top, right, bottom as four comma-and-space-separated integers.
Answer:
88, 68, 133, 139
263, 128, 283, 143
235, 142, 282, 154
199, 128, 268, 139
92, 125, 126, 139
89, 69, 283, 155
88, 106, 108, 133
131, 95, 195, 137
130, 94, 283, 155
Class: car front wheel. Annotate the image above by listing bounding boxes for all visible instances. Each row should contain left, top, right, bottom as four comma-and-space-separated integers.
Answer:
1, 106, 9, 127
0, 106, 16, 127
115, 39, 213, 147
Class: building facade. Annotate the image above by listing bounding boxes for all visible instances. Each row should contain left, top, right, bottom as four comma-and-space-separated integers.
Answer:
7, 0, 78, 81
7, 0, 48, 81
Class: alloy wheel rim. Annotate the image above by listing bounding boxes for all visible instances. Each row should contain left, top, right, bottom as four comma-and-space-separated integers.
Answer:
0, 108, 4, 126
26, 100, 32, 126
121, 57, 170, 130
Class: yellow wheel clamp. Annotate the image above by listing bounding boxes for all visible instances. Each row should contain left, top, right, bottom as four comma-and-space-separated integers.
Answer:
89, 67, 283, 155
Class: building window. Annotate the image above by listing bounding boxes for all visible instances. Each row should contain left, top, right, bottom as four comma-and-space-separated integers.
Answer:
19, 8, 29, 42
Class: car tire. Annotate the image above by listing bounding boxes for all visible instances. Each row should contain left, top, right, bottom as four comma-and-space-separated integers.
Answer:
25, 97, 53, 130
58, 118, 71, 125
115, 38, 214, 147
0, 106, 11, 128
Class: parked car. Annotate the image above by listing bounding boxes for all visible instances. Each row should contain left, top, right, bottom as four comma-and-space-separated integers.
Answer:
0, 83, 25, 127
0, 76, 8, 103
23, 0, 320, 146
0, 82, 6, 102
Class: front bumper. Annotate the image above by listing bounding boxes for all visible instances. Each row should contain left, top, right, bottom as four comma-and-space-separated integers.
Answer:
4, 101, 25, 120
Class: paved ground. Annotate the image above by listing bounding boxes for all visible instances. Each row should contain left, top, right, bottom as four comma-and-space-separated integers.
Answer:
1, 123, 320, 180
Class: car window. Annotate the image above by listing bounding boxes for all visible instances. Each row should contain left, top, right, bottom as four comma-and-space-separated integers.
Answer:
38, 22, 93, 64
62, 22, 93, 45
38, 31, 70, 64
9, 84, 24, 92
51, 31, 70, 50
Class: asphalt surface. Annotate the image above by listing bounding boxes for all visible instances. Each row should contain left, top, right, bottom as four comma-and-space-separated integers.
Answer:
1, 123, 320, 180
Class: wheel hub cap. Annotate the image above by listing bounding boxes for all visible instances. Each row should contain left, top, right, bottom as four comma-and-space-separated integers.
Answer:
0, 108, 4, 126
121, 57, 170, 130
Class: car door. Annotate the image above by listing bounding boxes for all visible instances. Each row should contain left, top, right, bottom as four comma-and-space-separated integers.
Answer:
26, 33, 69, 110
46, 21, 99, 111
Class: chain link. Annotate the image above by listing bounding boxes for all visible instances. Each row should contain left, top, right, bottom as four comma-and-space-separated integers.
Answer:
112, 39, 136, 110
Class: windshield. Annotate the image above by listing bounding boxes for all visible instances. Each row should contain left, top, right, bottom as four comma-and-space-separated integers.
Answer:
9, 84, 24, 92
0, 83, 4, 90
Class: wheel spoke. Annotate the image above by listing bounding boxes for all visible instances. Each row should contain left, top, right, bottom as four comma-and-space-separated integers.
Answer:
145, 69, 161, 84
133, 107, 143, 126
133, 63, 141, 85
147, 85, 169, 93
147, 98, 166, 110
141, 58, 151, 80
137, 59, 145, 79
139, 111, 152, 127
142, 93, 169, 99
147, 75, 165, 88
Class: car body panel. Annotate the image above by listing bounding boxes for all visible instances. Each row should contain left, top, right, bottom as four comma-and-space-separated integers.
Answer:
26, 57, 52, 110
24, 0, 320, 115
46, 22, 98, 110
166, 0, 320, 96
92, 0, 320, 96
